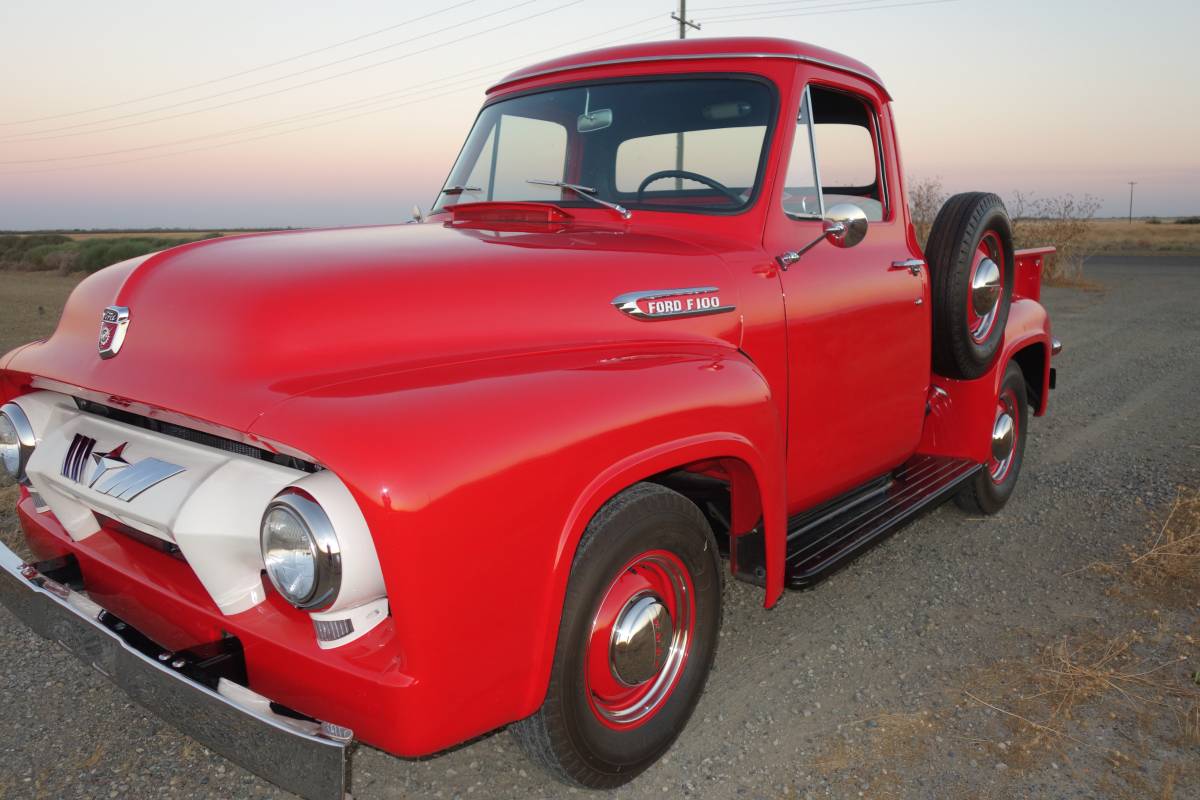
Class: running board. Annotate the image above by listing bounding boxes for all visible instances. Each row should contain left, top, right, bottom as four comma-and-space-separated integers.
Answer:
730, 456, 981, 590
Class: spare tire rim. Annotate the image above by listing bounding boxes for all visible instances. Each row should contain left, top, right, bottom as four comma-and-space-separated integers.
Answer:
585, 549, 694, 729
967, 231, 1005, 344
989, 387, 1020, 483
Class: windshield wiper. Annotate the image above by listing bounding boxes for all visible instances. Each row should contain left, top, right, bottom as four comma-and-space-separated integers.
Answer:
439, 185, 481, 196
526, 179, 631, 220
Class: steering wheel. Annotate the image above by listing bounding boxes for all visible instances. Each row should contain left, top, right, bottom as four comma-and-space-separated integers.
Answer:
636, 170, 743, 204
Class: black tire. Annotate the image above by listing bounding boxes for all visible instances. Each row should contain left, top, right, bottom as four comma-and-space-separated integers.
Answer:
925, 192, 1015, 379
511, 483, 722, 788
955, 361, 1029, 514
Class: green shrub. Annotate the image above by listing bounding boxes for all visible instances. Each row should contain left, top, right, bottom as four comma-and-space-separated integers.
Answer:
1, 234, 223, 273
0, 234, 71, 263
1177, 216, 1200, 225
23, 243, 73, 269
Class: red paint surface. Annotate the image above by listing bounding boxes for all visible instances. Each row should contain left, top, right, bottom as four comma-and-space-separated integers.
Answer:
1, 39, 1053, 757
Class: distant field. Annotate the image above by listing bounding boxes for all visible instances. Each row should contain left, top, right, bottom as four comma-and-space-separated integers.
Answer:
1075, 218, 1200, 255
1013, 218, 1200, 257
61, 230, 277, 241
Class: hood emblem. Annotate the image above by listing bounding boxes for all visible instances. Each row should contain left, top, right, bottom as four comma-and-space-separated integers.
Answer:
98, 306, 130, 359
61, 434, 185, 502
611, 287, 735, 321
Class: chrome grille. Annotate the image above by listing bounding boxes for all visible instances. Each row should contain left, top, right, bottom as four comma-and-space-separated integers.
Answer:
74, 398, 318, 472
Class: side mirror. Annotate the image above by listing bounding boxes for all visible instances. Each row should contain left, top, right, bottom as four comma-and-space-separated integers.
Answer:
822, 203, 868, 249
775, 203, 870, 270
410, 204, 425, 224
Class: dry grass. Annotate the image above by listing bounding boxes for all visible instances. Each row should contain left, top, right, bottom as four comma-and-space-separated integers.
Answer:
1078, 219, 1200, 256
1085, 487, 1200, 605
961, 486, 1200, 795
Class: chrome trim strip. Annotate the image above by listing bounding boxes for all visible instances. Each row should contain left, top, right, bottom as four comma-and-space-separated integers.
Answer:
107, 458, 187, 501
61, 433, 96, 484
611, 287, 736, 321
0, 543, 349, 800
489, 52, 888, 95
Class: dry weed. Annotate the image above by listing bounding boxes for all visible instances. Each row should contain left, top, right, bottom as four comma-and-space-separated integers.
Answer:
1086, 487, 1200, 605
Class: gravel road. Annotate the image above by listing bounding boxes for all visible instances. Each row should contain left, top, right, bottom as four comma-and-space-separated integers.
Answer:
2, 255, 1197, 800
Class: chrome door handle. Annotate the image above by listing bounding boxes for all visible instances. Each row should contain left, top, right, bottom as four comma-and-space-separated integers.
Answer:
890, 258, 925, 276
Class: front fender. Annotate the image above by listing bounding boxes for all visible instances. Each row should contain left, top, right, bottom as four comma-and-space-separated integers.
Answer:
248, 341, 785, 754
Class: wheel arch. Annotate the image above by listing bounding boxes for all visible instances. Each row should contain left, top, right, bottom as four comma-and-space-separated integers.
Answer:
1010, 338, 1049, 417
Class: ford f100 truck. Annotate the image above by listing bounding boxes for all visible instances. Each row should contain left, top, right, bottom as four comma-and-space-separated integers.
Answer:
0, 37, 1059, 798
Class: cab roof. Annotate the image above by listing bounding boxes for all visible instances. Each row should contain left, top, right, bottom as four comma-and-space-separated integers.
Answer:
489, 37, 889, 99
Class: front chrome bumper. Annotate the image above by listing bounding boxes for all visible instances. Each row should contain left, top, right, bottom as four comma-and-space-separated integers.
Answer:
0, 541, 350, 800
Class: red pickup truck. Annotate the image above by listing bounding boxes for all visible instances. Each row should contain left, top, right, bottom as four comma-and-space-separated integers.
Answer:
0, 37, 1059, 798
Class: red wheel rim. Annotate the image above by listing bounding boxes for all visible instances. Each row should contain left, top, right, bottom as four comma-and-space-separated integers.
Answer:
966, 231, 1005, 344
584, 549, 695, 730
989, 387, 1019, 483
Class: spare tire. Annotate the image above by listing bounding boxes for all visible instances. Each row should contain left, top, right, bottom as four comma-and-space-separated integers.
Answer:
925, 192, 1015, 379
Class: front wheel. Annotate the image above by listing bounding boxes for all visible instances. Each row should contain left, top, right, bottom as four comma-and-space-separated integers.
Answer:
511, 483, 722, 788
956, 360, 1030, 514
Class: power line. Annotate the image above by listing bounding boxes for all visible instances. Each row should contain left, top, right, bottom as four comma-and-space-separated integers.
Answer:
0, 15, 664, 166
0, 0, 555, 142
0, 0, 489, 127
691, 0, 847, 11
0, 21, 671, 176
703, 0, 960, 24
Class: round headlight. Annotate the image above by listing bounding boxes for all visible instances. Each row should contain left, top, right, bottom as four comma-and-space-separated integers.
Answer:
260, 490, 341, 609
0, 403, 37, 483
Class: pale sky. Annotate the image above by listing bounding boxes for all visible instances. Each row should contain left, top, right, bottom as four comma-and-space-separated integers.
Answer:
1, 0, 1196, 229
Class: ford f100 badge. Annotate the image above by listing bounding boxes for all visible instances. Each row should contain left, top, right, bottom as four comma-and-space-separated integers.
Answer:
98, 306, 130, 359
611, 287, 735, 320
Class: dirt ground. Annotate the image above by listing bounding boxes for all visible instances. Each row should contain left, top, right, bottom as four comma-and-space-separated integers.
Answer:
0, 256, 1197, 800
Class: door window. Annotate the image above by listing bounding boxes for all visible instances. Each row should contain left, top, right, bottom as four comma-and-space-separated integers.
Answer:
781, 89, 823, 219
782, 86, 887, 222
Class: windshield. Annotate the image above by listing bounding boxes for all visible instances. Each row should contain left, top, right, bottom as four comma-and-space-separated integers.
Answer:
433, 78, 776, 216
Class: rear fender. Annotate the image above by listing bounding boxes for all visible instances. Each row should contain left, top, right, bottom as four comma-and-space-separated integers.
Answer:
918, 298, 1051, 463
248, 341, 786, 753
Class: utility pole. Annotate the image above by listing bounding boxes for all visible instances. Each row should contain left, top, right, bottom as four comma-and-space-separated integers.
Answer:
671, 2, 701, 187
671, 0, 700, 39
1127, 181, 1137, 223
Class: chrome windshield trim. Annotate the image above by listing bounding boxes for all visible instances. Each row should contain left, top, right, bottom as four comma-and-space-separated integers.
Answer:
489, 52, 888, 96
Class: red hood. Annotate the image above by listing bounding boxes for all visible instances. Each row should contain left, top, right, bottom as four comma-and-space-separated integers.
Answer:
6, 222, 743, 435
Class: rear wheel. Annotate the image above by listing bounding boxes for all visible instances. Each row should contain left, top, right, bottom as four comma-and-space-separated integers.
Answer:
956, 361, 1029, 514
511, 483, 721, 788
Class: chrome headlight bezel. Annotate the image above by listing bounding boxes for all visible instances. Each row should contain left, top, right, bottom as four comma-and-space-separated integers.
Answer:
0, 402, 37, 484
260, 489, 341, 610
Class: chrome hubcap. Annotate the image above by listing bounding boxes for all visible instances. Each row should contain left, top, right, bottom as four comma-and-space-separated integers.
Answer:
992, 412, 1015, 463
971, 258, 1002, 318
586, 550, 694, 728
610, 594, 672, 686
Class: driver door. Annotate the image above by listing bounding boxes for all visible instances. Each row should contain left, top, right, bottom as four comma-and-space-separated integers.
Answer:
764, 82, 930, 512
